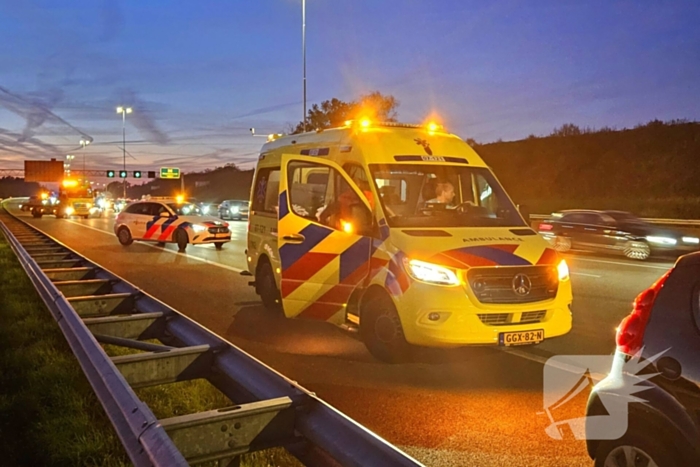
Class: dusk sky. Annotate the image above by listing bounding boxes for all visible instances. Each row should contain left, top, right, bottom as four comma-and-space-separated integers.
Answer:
1, 0, 699, 175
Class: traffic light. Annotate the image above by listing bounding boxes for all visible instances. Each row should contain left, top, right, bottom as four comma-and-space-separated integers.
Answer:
147, 171, 156, 179
106, 170, 115, 178
119, 170, 127, 178
133, 171, 142, 178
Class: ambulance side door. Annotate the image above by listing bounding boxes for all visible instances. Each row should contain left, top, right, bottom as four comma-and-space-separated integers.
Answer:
278, 155, 373, 325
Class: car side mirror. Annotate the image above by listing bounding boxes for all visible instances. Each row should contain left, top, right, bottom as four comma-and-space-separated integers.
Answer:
159, 211, 170, 218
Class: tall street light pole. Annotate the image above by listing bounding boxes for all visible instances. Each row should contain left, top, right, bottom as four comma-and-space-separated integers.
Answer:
65, 154, 74, 177
79, 138, 90, 181
116, 106, 132, 198
302, 0, 307, 132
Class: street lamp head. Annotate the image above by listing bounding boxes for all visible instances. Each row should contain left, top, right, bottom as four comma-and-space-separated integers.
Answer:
126, 107, 132, 114
117, 106, 123, 113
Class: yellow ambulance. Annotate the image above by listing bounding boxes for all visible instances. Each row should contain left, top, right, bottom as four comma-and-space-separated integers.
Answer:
247, 119, 572, 362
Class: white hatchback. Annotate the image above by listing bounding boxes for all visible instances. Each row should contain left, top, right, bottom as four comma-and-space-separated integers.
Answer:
113, 199, 231, 251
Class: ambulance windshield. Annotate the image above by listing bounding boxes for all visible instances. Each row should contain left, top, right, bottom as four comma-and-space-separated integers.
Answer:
369, 164, 526, 228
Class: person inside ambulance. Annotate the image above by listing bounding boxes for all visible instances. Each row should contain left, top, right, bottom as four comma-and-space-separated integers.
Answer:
425, 181, 457, 208
317, 179, 372, 234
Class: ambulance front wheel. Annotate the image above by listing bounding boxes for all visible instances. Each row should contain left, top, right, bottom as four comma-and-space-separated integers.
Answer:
360, 291, 411, 364
256, 259, 282, 313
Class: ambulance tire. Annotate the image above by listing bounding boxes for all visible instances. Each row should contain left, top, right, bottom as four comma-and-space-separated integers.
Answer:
361, 291, 411, 364
117, 227, 133, 246
175, 229, 188, 252
256, 259, 282, 313
31, 209, 43, 219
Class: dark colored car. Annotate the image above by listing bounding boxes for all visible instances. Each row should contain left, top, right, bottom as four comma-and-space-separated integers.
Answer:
538, 210, 699, 260
21, 195, 41, 211
218, 199, 249, 220
586, 252, 700, 467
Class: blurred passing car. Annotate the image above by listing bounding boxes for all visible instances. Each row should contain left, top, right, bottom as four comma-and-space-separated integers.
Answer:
538, 210, 700, 260
113, 198, 231, 252
218, 199, 249, 220
586, 252, 700, 467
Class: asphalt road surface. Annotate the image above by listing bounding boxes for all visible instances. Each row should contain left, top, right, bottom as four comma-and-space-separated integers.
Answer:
4, 203, 676, 466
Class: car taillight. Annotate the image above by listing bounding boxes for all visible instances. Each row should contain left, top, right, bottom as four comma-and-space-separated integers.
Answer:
616, 269, 672, 355
539, 223, 553, 231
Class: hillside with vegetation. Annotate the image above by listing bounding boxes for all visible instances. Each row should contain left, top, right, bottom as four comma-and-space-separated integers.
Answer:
473, 120, 700, 218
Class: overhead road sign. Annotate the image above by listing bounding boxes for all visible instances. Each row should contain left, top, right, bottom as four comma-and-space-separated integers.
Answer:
24, 160, 65, 182
160, 167, 181, 179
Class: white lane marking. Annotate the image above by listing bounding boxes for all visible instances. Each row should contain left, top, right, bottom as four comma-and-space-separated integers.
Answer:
571, 272, 601, 278
567, 257, 671, 270
501, 348, 606, 381
62, 219, 245, 273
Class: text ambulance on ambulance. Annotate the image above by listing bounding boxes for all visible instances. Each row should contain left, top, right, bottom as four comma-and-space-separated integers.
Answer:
247, 119, 572, 362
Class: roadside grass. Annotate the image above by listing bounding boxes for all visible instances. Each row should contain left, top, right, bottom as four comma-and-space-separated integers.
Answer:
0, 230, 301, 467
0, 233, 130, 466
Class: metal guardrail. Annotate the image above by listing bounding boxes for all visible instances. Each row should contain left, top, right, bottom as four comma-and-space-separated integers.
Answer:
0, 206, 424, 467
530, 214, 700, 227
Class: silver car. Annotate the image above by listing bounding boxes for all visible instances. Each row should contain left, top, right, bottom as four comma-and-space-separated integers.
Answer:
218, 199, 249, 220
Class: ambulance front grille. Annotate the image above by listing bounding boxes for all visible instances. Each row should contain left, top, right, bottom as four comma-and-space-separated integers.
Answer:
468, 265, 558, 304
477, 310, 547, 326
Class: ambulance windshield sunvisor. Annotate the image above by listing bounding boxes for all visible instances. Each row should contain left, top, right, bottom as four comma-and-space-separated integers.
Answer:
369, 164, 526, 228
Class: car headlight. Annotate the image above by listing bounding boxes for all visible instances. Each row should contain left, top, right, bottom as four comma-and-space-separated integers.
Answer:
404, 258, 460, 286
192, 224, 207, 233
86, 203, 92, 208
682, 236, 699, 244
65, 207, 75, 215
201, 205, 210, 214
557, 259, 570, 282
230, 206, 239, 213
646, 236, 677, 245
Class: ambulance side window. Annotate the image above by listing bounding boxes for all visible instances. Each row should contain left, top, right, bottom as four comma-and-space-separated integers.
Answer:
288, 162, 330, 221
252, 168, 280, 214
288, 161, 371, 233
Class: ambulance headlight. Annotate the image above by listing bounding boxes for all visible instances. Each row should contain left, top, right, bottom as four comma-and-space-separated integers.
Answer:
404, 258, 460, 286
65, 207, 75, 215
192, 224, 207, 233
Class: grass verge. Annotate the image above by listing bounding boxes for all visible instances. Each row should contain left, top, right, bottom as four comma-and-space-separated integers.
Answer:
0, 228, 302, 467
0, 231, 130, 466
